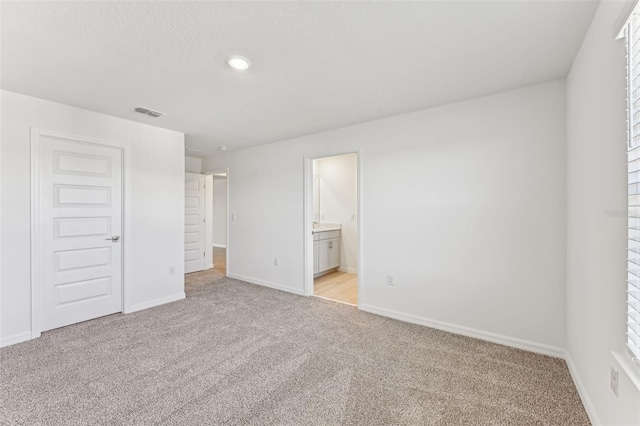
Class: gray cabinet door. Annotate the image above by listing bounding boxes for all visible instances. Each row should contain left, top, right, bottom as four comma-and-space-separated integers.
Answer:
329, 238, 341, 270
318, 240, 331, 272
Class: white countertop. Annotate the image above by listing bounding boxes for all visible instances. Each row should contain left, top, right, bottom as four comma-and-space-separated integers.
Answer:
312, 225, 341, 233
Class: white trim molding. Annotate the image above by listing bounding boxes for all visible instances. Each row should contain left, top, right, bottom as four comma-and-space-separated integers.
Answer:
359, 303, 566, 359
565, 354, 601, 426
227, 273, 305, 296
612, 350, 640, 393
212, 244, 227, 249
0, 332, 33, 348
125, 292, 186, 314
338, 267, 358, 274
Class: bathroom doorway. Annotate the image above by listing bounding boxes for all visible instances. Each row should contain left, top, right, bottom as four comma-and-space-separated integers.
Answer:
304, 153, 359, 306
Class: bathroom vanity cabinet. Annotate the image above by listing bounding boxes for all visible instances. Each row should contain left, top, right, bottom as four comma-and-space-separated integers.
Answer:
313, 228, 340, 277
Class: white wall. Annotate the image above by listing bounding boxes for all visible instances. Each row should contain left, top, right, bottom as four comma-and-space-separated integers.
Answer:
314, 154, 358, 273
203, 79, 567, 354
185, 156, 202, 173
212, 177, 227, 248
205, 174, 214, 268
0, 90, 185, 346
566, 1, 640, 425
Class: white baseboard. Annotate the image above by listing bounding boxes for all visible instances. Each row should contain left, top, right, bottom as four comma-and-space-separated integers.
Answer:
565, 353, 601, 426
0, 331, 32, 348
359, 303, 565, 358
227, 273, 305, 296
125, 292, 186, 314
212, 244, 227, 248
206, 263, 214, 270
338, 267, 358, 274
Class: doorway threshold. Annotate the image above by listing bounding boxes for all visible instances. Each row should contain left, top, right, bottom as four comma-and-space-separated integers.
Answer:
312, 294, 357, 307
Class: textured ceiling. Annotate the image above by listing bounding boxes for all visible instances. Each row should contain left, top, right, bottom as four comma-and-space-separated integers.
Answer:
2, 1, 598, 155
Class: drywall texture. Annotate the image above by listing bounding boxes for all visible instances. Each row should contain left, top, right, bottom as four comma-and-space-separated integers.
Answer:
212, 177, 227, 248
0, 90, 185, 345
185, 156, 202, 174
314, 154, 358, 273
204, 80, 567, 353
205, 174, 214, 269
566, 1, 640, 424
2, 1, 597, 154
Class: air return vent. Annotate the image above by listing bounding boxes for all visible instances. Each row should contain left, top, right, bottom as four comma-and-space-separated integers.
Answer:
132, 106, 165, 118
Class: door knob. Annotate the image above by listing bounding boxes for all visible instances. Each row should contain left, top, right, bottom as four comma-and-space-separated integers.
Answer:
105, 236, 120, 242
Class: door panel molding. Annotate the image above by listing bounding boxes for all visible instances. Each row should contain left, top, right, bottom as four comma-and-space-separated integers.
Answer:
30, 128, 131, 338
184, 173, 206, 274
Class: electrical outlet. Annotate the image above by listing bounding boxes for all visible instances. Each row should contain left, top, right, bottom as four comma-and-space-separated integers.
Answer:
611, 367, 619, 397
274, 257, 279, 266
169, 266, 175, 275
386, 274, 395, 286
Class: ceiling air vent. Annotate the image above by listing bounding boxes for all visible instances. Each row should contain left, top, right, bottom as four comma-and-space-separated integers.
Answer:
132, 106, 165, 118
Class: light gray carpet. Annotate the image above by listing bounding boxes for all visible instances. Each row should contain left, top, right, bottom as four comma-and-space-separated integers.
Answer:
0, 274, 589, 425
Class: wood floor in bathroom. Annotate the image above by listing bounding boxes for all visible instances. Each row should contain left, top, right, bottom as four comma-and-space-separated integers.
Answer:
314, 271, 357, 305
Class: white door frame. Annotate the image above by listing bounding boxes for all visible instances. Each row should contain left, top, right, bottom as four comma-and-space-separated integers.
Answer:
30, 128, 131, 339
303, 150, 363, 308
202, 168, 230, 275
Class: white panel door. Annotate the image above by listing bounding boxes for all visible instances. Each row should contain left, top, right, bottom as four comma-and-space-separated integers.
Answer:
185, 173, 206, 273
37, 134, 123, 332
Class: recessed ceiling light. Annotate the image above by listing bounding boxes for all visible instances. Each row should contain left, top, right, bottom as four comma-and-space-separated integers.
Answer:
227, 55, 251, 71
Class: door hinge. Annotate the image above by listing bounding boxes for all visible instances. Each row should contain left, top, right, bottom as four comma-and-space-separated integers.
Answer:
203, 252, 206, 257
203, 218, 206, 223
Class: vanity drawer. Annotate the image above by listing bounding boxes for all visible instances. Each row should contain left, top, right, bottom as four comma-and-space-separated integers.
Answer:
315, 230, 340, 240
